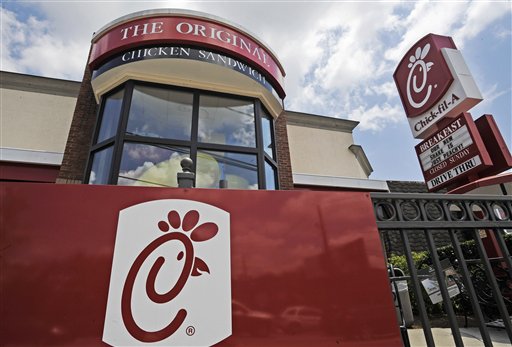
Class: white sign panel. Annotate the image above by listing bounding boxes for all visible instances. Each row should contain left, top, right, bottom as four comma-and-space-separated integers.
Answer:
408, 48, 482, 139
103, 199, 231, 346
427, 155, 482, 190
420, 260, 461, 305
418, 124, 474, 171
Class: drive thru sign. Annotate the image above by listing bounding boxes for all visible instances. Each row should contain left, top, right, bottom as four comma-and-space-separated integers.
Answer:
415, 112, 492, 191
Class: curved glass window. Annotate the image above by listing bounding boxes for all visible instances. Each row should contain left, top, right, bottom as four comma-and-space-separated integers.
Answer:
264, 160, 277, 190
86, 81, 279, 190
261, 111, 275, 159
118, 143, 189, 187
198, 95, 255, 147
196, 150, 258, 189
96, 89, 123, 143
127, 85, 193, 140
88, 146, 113, 184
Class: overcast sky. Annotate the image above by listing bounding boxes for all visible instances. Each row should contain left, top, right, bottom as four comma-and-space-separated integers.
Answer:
2, 0, 511, 181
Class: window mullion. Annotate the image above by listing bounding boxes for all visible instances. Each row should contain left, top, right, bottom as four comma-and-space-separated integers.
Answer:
269, 115, 280, 189
123, 135, 191, 148
83, 89, 113, 183
190, 91, 200, 180
109, 81, 134, 184
196, 143, 259, 154
254, 99, 265, 189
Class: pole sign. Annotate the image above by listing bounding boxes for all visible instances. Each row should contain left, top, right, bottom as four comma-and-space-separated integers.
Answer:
473, 114, 512, 178
394, 34, 483, 139
415, 112, 492, 191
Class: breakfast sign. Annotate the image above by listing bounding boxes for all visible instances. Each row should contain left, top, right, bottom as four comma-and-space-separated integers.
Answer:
394, 33, 512, 192
415, 112, 492, 191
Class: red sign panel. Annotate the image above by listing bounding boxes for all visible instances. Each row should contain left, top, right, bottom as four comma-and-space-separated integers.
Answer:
394, 34, 455, 118
415, 112, 492, 191
89, 15, 286, 97
0, 183, 401, 346
474, 114, 512, 178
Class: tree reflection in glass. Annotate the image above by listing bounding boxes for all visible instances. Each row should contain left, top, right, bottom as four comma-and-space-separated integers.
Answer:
118, 143, 190, 187
198, 95, 255, 147
196, 150, 258, 189
127, 86, 193, 140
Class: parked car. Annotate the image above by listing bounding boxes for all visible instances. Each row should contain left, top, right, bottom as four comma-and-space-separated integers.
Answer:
279, 306, 323, 334
232, 300, 275, 337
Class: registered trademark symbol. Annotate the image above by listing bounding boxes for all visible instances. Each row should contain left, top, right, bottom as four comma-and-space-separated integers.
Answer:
186, 326, 195, 336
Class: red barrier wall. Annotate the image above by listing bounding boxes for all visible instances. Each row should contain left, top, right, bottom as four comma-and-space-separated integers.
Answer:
0, 183, 401, 346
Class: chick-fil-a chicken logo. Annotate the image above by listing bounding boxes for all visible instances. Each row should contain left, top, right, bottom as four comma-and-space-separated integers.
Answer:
394, 34, 456, 118
103, 200, 231, 346
406, 43, 434, 110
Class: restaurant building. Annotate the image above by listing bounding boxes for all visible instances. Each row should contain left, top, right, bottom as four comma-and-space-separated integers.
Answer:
2, 8, 512, 347
1, 9, 387, 192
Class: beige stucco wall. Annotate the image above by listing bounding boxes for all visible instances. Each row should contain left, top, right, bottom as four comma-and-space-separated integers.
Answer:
1, 88, 76, 154
287, 123, 368, 179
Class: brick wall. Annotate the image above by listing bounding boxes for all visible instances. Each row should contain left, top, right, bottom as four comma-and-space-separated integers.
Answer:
56, 66, 98, 184
275, 111, 294, 190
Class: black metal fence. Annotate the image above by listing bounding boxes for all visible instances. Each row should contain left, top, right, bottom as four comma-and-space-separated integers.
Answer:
371, 192, 512, 347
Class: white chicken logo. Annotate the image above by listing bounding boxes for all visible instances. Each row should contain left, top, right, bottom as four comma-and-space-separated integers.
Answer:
103, 199, 231, 346
406, 43, 435, 109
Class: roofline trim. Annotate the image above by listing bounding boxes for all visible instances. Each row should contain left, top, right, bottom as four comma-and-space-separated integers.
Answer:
0, 70, 80, 97
293, 173, 389, 191
349, 144, 373, 177
0, 147, 63, 166
285, 110, 359, 133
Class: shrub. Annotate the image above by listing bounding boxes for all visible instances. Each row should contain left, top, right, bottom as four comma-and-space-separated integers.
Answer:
388, 232, 512, 317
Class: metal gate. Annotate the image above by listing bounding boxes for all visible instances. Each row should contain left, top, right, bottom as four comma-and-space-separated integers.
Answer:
371, 192, 512, 347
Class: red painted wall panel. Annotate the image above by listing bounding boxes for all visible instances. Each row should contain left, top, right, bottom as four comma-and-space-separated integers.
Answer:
0, 162, 59, 183
475, 114, 512, 178
0, 183, 401, 346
